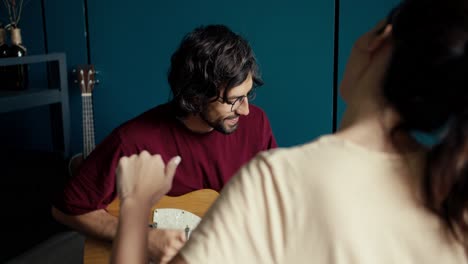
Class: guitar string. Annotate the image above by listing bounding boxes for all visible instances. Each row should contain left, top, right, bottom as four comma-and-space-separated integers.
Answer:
84, 91, 96, 158
80, 70, 96, 159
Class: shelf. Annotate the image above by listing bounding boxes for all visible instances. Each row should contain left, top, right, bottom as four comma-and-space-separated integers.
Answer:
0, 89, 62, 113
0, 52, 70, 156
0, 53, 66, 66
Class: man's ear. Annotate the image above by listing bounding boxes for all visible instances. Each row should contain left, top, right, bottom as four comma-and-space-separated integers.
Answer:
368, 24, 393, 52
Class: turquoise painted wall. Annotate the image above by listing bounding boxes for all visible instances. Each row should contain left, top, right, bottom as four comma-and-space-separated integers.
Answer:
337, 0, 402, 126
1, 0, 405, 154
42, 0, 89, 155
86, 0, 334, 148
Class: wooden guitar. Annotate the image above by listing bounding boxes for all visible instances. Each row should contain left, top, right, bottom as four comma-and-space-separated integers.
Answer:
69, 65, 97, 178
83, 189, 219, 264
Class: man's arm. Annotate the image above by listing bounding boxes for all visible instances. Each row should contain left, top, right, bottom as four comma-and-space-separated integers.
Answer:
259, 108, 278, 149
51, 207, 118, 241
51, 131, 124, 241
52, 206, 186, 262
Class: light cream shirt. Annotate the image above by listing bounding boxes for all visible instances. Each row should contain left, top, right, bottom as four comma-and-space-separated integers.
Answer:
181, 135, 467, 263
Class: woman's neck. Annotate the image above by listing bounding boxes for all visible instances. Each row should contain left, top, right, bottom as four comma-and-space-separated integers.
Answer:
336, 101, 424, 155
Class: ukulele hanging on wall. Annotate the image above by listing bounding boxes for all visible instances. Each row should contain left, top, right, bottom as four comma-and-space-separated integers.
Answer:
69, 65, 98, 178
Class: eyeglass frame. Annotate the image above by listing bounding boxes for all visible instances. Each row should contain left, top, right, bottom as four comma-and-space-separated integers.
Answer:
217, 88, 257, 112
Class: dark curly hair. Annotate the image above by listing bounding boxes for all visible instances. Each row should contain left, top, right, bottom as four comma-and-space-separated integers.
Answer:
167, 24, 263, 116
383, 0, 468, 243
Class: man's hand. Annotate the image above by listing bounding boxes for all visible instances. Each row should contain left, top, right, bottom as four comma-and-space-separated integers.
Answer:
116, 150, 181, 206
148, 228, 186, 263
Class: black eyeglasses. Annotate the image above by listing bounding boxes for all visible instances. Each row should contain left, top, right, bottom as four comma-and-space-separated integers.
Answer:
223, 89, 256, 112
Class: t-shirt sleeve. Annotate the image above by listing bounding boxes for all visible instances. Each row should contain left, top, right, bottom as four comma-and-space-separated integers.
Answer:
180, 152, 288, 264
260, 109, 278, 149
53, 131, 129, 215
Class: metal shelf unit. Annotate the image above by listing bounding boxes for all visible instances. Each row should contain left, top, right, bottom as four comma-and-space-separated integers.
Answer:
0, 53, 70, 156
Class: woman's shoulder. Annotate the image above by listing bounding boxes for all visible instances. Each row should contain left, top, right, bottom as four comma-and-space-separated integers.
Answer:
246, 134, 346, 177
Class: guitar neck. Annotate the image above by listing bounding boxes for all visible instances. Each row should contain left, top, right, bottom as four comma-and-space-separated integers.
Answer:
82, 93, 96, 158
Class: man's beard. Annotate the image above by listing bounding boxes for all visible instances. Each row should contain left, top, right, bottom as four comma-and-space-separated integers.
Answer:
201, 111, 240, 135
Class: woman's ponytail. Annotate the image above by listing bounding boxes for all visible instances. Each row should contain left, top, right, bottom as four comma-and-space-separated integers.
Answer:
425, 110, 468, 241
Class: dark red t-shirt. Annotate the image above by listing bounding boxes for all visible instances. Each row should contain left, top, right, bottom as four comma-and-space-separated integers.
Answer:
54, 103, 277, 215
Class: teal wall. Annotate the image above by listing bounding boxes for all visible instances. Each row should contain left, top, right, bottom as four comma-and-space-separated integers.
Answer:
337, 0, 402, 126
2, 0, 404, 154
86, 0, 334, 148
42, 0, 89, 153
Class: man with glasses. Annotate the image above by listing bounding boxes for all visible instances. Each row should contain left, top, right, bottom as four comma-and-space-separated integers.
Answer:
52, 24, 277, 263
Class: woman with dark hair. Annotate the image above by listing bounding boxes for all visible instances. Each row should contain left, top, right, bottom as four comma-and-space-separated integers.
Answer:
112, 0, 468, 263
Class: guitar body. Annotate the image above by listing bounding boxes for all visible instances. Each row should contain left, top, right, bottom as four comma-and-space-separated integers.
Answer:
83, 189, 219, 264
